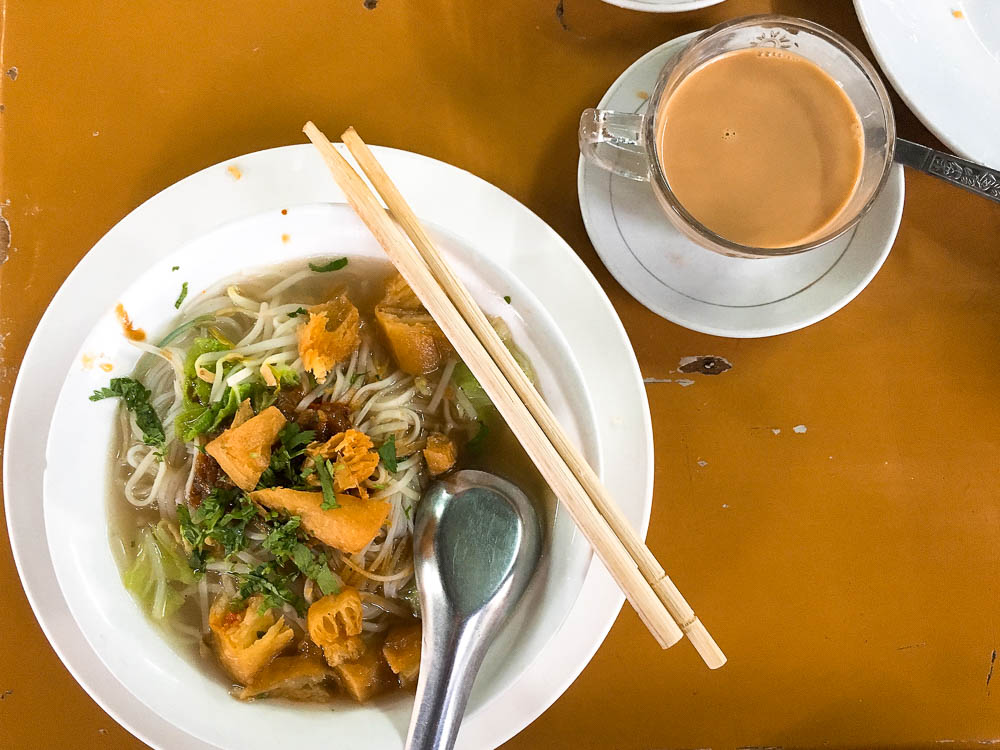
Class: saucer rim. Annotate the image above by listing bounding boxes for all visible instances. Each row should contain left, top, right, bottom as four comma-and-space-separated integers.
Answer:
577, 33, 906, 339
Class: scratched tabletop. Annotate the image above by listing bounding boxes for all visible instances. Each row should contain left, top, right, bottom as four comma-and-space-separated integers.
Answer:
2, 1, 999, 748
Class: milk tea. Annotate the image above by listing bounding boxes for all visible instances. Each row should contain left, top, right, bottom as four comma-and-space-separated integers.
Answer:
655, 48, 864, 249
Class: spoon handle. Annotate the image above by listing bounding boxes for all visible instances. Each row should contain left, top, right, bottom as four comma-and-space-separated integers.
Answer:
895, 138, 1000, 204
405, 618, 483, 750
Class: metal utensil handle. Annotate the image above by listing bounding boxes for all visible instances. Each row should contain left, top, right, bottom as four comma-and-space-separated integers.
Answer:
405, 618, 483, 750
895, 138, 1000, 204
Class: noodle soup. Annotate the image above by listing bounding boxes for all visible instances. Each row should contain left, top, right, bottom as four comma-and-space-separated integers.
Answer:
99, 258, 546, 703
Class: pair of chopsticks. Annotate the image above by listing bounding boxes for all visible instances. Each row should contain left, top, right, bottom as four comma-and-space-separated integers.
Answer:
302, 121, 725, 668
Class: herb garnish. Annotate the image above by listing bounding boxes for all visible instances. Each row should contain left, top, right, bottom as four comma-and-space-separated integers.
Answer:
177, 488, 258, 570
174, 282, 189, 309
236, 562, 303, 614
314, 457, 340, 510
258, 423, 315, 488
503, 295, 511, 304
262, 517, 339, 596
90, 378, 165, 450
377, 434, 398, 473
287, 307, 308, 318
308, 257, 348, 273
171, 265, 180, 272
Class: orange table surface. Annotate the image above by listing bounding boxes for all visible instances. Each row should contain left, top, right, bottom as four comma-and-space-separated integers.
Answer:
2, 1, 999, 748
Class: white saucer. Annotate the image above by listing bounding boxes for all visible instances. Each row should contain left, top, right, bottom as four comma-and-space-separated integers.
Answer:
856, 0, 1000, 167
599, 0, 726, 13
577, 33, 906, 339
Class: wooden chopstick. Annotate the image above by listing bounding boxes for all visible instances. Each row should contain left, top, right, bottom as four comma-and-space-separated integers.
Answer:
336, 127, 725, 670
338, 131, 725, 669
303, 121, 683, 650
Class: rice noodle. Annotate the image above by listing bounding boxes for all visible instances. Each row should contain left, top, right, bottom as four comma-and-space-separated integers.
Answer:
428, 357, 457, 413
109, 262, 483, 680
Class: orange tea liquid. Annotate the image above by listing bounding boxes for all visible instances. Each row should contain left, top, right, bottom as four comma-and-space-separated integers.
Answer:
655, 48, 864, 249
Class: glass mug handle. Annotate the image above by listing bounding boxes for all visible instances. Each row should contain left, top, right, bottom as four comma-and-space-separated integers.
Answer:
578, 108, 652, 182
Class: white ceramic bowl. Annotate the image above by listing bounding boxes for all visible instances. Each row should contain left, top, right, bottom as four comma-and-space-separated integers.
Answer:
43, 203, 600, 749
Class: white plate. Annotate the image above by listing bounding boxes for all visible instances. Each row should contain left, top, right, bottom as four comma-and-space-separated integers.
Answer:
578, 33, 905, 339
855, 0, 1000, 168
599, 0, 725, 13
4, 144, 654, 749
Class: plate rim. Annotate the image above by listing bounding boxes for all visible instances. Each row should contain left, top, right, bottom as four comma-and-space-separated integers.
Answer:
854, 0, 1000, 166
577, 34, 906, 338
3, 142, 654, 749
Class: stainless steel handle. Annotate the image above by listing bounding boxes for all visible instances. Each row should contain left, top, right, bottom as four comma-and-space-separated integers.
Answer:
404, 615, 485, 750
405, 472, 542, 750
895, 138, 1000, 204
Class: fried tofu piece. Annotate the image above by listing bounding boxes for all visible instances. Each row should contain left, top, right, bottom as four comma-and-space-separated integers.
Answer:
297, 294, 361, 382
381, 272, 422, 309
231, 398, 254, 429
307, 588, 366, 668
375, 273, 452, 375
250, 488, 390, 554
334, 637, 395, 703
205, 406, 287, 491
238, 653, 335, 702
382, 621, 422, 688
423, 432, 457, 476
306, 429, 380, 500
209, 594, 294, 685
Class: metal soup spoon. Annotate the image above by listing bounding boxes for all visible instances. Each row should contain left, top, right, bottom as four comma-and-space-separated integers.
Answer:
405, 470, 542, 750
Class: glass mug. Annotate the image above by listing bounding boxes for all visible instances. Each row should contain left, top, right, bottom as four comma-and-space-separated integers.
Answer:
579, 15, 896, 259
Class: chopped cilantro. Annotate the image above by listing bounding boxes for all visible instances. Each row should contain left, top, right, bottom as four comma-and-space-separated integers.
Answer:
262, 517, 302, 559
174, 282, 189, 308
235, 562, 303, 614
292, 545, 340, 596
287, 307, 308, 318
309, 257, 348, 273
177, 488, 258, 570
262, 518, 338, 596
90, 377, 165, 451
257, 423, 315, 489
315, 457, 339, 510
503, 295, 511, 304
377, 434, 398, 473
171, 265, 180, 272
